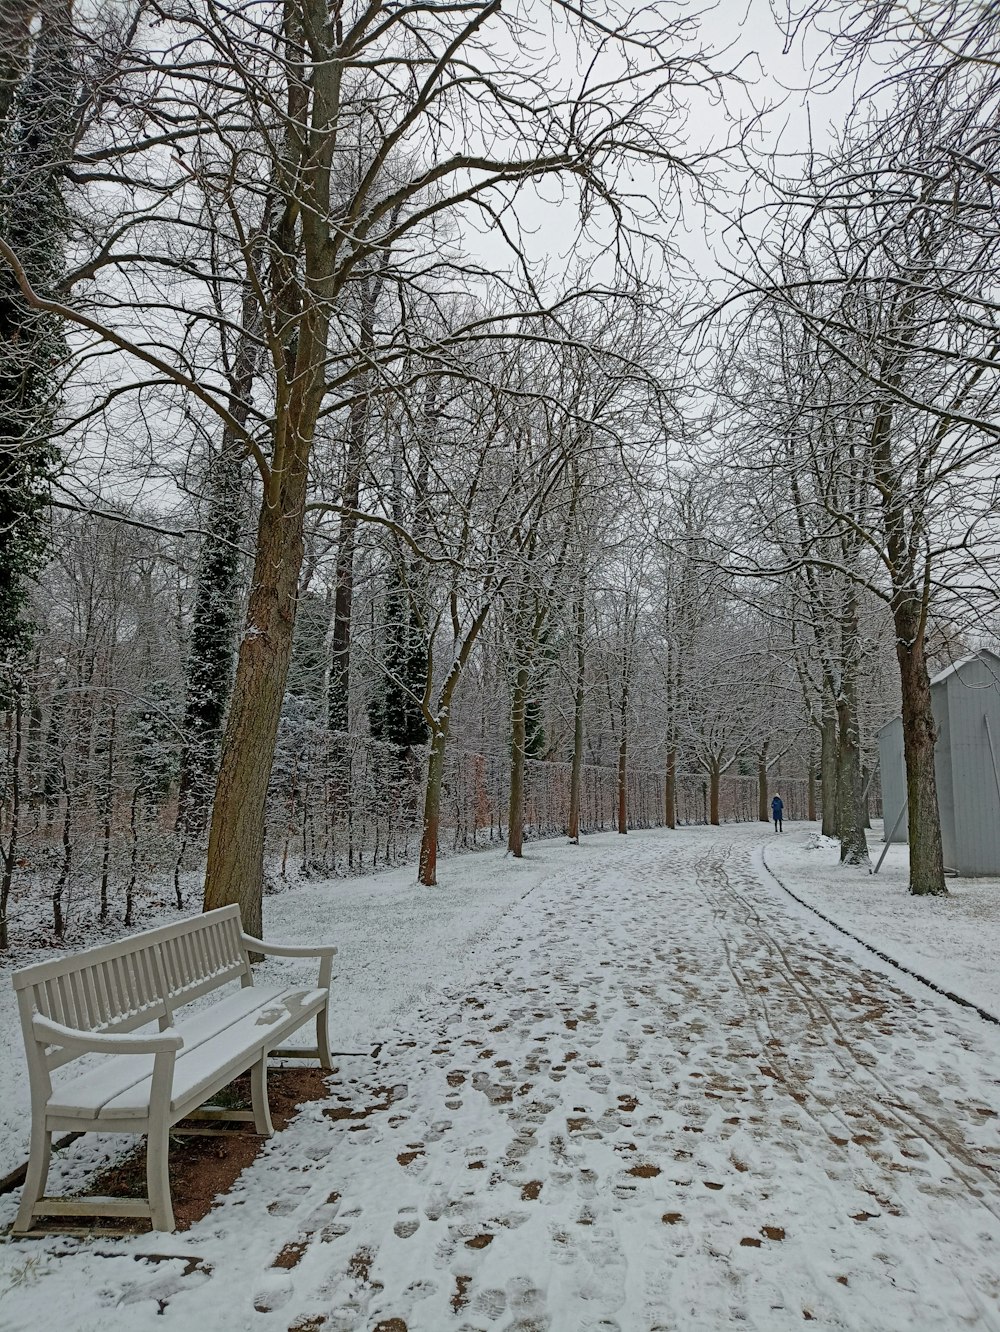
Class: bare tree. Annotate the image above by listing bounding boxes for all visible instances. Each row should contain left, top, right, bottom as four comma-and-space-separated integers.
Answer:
1, 1, 729, 932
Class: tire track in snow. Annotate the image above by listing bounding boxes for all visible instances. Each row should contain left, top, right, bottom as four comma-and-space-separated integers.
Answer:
703, 840, 1000, 1217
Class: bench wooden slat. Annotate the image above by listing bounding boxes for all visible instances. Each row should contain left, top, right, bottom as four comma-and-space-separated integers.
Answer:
107, 990, 325, 1120
47, 984, 321, 1119
35, 1198, 153, 1218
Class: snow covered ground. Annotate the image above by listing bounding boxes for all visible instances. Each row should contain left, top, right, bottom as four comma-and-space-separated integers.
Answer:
764, 821, 1000, 1017
3, 824, 1000, 1331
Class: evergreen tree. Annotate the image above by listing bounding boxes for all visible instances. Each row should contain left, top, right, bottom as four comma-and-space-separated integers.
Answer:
369, 568, 429, 752
176, 443, 245, 837
286, 589, 329, 721
0, 0, 75, 701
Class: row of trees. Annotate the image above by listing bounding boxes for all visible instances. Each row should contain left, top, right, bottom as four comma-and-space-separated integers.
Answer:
705, 0, 1000, 893
3, 0, 999, 947
0, 487, 831, 946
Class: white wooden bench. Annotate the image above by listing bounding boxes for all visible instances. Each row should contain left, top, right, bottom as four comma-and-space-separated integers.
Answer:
11, 904, 335, 1234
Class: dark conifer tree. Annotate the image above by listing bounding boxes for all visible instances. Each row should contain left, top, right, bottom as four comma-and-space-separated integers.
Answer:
0, 0, 75, 700
175, 443, 245, 838
369, 568, 429, 753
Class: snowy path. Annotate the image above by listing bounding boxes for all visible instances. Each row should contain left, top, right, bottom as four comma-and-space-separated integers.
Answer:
4, 825, 1000, 1332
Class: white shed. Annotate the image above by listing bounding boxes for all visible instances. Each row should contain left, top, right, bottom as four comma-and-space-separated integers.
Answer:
877, 649, 1000, 875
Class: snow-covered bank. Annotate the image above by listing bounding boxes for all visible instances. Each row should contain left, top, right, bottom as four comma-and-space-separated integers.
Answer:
764, 822, 1000, 1019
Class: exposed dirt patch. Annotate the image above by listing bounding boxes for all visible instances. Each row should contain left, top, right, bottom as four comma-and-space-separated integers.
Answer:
627, 1164, 661, 1179
521, 1180, 543, 1201
740, 1236, 762, 1247
272, 1237, 310, 1268
661, 1212, 684, 1225
68, 1069, 330, 1233
446, 1071, 466, 1087
451, 1275, 471, 1312
322, 1085, 396, 1123
372, 1321, 408, 1332
465, 1233, 494, 1249
396, 1149, 425, 1167
289, 1318, 327, 1332
617, 1095, 639, 1113
348, 1246, 376, 1284
761, 1226, 786, 1241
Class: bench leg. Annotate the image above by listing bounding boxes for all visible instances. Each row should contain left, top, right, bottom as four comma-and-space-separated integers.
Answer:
316, 1006, 332, 1071
13, 1122, 52, 1234
146, 1120, 175, 1232
251, 1055, 274, 1137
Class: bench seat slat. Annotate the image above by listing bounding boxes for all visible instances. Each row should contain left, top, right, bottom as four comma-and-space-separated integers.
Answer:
47, 985, 323, 1119
109, 988, 324, 1119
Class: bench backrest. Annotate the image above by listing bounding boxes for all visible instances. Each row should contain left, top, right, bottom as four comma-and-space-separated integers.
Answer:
13, 906, 251, 1071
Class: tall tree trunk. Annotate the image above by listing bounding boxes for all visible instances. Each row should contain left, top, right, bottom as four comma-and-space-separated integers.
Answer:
664, 746, 677, 830
416, 601, 494, 886
418, 722, 448, 886
820, 708, 837, 837
757, 743, 769, 822
567, 599, 586, 843
99, 705, 116, 922
203, 455, 310, 939
617, 731, 628, 834
0, 688, 23, 949
616, 669, 629, 834
203, 0, 339, 935
508, 665, 528, 856
895, 600, 946, 895
835, 585, 868, 864
52, 754, 69, 937
807, 753, 817, 822
709, 758, 720, 826
328, 281, 376, 732
835, 682, 868, 864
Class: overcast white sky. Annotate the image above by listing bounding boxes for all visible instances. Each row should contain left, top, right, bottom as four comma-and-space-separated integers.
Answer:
458, 0, 873, 295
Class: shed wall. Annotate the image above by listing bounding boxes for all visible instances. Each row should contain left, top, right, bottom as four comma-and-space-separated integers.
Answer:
944, 655, 1000, 875
877, 717, 907, 844
932, 681, 956, 870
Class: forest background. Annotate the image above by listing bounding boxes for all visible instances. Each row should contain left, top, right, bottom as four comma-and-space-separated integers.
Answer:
1, 0, 998, 952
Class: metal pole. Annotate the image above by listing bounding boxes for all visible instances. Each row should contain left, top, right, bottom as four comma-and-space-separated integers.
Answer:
861, 760, 880, 807
984, 714, 1000, 809
872, 803, 907, 875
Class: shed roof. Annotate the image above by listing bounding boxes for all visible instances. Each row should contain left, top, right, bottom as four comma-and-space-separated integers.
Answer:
878, 648, 1000, 736
929, 648, 1000, 689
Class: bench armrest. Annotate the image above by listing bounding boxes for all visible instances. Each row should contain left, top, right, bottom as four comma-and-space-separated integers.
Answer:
33, 1014, 184, 1055
241, 935, 337, 960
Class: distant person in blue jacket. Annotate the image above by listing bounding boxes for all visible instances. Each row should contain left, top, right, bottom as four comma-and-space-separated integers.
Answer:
771, 794, 784, 832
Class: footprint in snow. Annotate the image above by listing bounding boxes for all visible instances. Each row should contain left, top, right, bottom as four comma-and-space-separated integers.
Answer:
252, 1273, 294, 1312
393, 1208, 420, 1239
